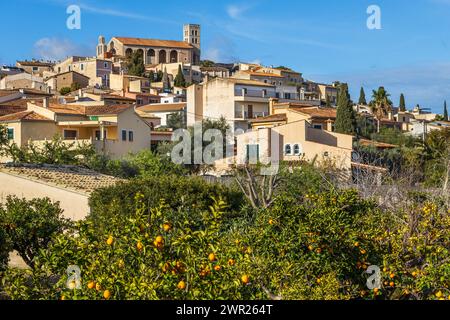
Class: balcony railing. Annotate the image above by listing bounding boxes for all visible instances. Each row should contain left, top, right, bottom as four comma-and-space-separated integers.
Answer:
234, 89, 276, 98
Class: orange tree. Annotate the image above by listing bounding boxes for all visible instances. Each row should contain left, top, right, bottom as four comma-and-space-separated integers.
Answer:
1, 194, 261, 300
1, 173, 449, 300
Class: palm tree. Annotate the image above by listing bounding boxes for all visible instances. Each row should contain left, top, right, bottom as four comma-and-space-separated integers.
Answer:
370, 86, 393, 133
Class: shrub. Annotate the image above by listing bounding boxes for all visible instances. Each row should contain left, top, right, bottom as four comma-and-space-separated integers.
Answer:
0, 196, 71, 268
88, 175, 244, 232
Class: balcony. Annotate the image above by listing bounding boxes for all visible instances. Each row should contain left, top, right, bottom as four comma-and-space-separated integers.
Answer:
234, 89, 276, 102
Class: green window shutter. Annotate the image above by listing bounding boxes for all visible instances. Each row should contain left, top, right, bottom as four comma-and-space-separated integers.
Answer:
7, 128, 14, 140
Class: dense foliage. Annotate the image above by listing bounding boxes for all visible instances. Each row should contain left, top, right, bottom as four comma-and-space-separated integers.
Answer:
1, 167, 449, 300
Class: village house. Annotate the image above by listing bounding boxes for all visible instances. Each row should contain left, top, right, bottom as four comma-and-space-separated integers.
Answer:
0, 99, 152, 161
53, 56, 113, 88
236, 119, 354, 171
0, 73, 48, 92
44, 71, 90, 93
16, 60, 54, 77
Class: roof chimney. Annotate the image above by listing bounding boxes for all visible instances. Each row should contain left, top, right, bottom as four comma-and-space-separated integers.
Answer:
269, 97, 279, 115
43, 97, 49, 108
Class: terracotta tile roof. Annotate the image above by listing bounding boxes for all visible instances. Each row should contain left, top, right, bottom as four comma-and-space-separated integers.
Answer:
46, 70, 90, 80
274, 102, 317, 109
114, 37, 193, 49
245, 71, 285, 78
102, 94, 136, 101
137, 103, 186, 113
84, 105, 132, 116
0, 111, 52, 122
44, 104, 86, 115
0, 98, 35, 108
359, 139, 397, 149
249, 113, 287, 123
0, 106, 27, 116
291, 107, 337, 119
0, 90, 18, 97
16, 61, 54, 67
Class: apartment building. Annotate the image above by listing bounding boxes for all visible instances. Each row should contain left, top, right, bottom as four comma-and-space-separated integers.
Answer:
187, 77, 276, 131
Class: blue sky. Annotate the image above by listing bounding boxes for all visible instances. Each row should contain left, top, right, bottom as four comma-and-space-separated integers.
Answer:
1, 0, 450, 113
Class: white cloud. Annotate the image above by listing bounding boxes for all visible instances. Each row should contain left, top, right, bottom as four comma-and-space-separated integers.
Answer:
226, 4, 250, 19
203, 35, 239, 63
33, 37, 91, 61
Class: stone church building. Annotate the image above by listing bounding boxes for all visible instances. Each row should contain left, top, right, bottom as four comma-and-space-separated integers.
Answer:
97, 24, 201, 65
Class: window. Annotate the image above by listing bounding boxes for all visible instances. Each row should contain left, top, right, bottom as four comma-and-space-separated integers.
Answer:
63, 130, 77, 140
121, 130, 127, 141
104, 62, 109, 68
7, 128, 14, 140
128, 131, 134, 142
284, 144, 292, 155
293, 144, 301, 155
137, 98, 143, 105
32, 66, 38, 71
246, 144, 259, 163
80, 64, 84, 71
284, 93, 291, 99
313, 124, 323, 130
95, 130, 107, 141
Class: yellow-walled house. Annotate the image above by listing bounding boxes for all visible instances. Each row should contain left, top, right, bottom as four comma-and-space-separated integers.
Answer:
0, 99, 152, 161
234, 100, 354, 171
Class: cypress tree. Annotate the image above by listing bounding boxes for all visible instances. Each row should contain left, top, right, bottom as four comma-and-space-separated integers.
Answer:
334, 84, 356, 135
174, 65, 186, 88
325, 94, 331, 107
443, 100, 448, 121
399, 93, 406, 112
162, 67, 171, 93
358, 87, 367, 105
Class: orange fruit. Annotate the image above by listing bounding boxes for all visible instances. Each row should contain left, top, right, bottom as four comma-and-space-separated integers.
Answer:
61, 295, 66, 301
269, 219, 274, 225
214, 265, 221, 271
136, 241, 143, 251
163, 223, 172, 232
316, 248, 322, 254
389, 282, 395, 287
87, 281, 95, 289
95, 283, 101, 291
389, 273, 395, 279
241, 275, 250, 284
360, 249, 366, 255
411, 271, 417, 277
177, 281, 186, 290
155, 236, 164, 244
106, 236, 114, 246
228, 259, 235, 266
354, 242, 359, 247
308, 245, 313, 251
436, 291, 443, 298
373, 288, 379, 294
103, 290, 111, 299
208, 253, 216, 262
